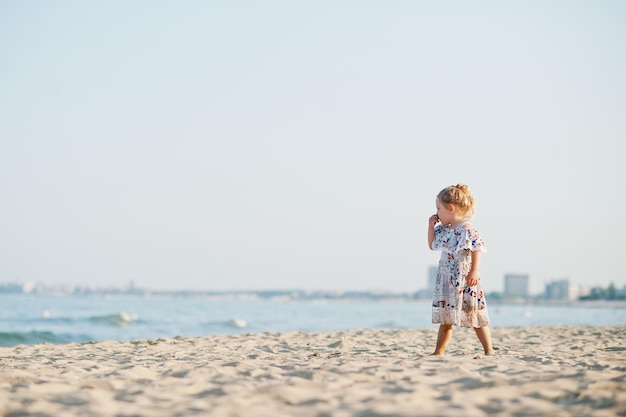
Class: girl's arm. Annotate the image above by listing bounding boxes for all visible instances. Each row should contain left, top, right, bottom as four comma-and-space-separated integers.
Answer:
428, 215, 438, 250
466, 250, 482, 286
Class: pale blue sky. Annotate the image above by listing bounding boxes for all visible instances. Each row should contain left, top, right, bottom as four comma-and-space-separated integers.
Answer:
1, 1, 624, 293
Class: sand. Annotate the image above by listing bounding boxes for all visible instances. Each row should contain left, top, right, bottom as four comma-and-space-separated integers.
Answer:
1, 325, 625, 417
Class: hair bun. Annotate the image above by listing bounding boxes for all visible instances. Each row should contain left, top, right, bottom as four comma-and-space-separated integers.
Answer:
438, 183, 476, 219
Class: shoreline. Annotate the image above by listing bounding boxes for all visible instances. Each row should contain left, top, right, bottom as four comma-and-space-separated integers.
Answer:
1, 325, 625, 416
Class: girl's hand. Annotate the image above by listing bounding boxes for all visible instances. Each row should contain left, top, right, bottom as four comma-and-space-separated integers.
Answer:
429, 214, 439, 228
466, 272, 479, 287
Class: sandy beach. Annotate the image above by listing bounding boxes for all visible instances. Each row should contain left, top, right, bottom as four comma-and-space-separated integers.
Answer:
1, 325, 624, 417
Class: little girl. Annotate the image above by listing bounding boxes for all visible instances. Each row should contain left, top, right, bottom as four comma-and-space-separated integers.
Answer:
427, 184, 494, 356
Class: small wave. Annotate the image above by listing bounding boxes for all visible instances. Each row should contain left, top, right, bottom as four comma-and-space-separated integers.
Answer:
203, 318, 248, 330
0, 331, 92, 347
226, 318, 247, 328
88, 312, 139, 327
21, 316, 77, 325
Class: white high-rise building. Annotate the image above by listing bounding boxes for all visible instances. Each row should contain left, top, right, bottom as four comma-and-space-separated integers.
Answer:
504, 274, 529, 298
427, 265, 438, 295
545, 279, 572, 300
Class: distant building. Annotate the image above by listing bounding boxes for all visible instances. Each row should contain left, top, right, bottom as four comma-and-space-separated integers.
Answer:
427, 266, 438, 295
0, 281, 35, 294
0, 281, 26, 294
545, 279, 572, 301
577, 285, 591, 298
504, 274, 529, 299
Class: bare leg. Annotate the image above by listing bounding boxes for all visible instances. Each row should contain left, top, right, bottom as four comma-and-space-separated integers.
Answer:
473, 326, 495, 355
431, 324, 453, 356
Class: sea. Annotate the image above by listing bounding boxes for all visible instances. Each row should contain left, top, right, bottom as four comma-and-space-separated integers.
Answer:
1, 294, 625, 347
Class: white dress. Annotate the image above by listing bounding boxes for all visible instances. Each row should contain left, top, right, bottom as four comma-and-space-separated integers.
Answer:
431, 222, 490, 328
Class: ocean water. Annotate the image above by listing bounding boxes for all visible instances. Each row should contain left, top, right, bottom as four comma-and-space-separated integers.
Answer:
1, 294, 625, 347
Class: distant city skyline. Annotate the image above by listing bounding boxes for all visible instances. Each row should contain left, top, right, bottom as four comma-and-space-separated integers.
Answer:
1, 2, 625, 293
4, 269, 622, 300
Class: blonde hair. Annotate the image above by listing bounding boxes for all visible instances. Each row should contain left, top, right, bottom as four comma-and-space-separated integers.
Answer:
437, 183, 476, 219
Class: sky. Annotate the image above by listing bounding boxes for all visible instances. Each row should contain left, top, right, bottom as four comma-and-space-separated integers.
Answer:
1, 1, 625, 294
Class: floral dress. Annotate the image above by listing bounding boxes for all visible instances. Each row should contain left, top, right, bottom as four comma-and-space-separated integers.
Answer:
431, 222, 490, 328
